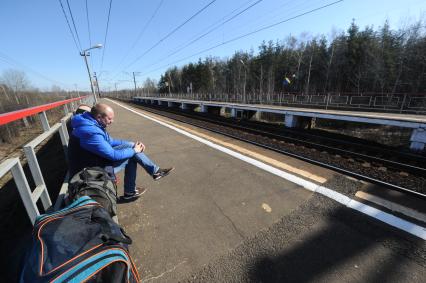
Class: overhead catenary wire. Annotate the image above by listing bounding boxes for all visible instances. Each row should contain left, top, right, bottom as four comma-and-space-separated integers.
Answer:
142, 0, 319, 73
230, 0, 319, 37
133, 0, 331, 77
120, 0, 218, 73
0, 52, 71, 88
126, 0, 313, 76
57, 0, 81, 53
139, 0, 344, 77
100, 0, 114, 73
114, 0, 165, 70
139, 0, 265, 72
65, 0, 83, 51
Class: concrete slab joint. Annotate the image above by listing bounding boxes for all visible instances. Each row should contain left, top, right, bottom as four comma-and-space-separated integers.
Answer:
409, 126, 426, 151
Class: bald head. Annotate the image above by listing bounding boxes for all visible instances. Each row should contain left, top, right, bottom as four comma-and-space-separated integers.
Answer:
75, 104, 92, 114
91, 103, 115, 128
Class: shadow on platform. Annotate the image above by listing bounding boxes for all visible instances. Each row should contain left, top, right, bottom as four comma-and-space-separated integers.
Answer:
248, 204, 423, 283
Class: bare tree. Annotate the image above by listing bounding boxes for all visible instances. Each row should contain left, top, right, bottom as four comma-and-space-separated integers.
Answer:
0, 69, 33, 127
143, 78, 157, 95
1, 69, 30, 92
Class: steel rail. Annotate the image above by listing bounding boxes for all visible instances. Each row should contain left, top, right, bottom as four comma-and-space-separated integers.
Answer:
237, 119, 426, 163
200, 117, 426, 174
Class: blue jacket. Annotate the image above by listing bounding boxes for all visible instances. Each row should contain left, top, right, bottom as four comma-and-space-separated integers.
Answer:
68, 112, 135, 176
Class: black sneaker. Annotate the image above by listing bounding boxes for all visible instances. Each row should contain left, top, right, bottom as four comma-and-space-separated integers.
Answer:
153, 167, 174, 181
122, 187, 147, 200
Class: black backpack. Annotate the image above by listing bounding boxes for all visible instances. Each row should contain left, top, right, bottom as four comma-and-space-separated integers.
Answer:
20, 196, 140, 283
68, 167, 118, 217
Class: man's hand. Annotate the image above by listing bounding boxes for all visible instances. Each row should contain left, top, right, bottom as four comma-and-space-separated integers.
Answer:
133, 141, 145, 153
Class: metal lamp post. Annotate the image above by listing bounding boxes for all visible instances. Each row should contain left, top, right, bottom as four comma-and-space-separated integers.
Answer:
80, 44, 102, 104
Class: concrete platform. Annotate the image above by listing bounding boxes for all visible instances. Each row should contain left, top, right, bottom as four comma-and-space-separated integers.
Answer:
104, 99, 425, 282
106, 100, 313, 281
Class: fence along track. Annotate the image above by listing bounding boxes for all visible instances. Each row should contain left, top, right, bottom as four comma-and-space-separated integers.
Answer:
140, 92, 426, 115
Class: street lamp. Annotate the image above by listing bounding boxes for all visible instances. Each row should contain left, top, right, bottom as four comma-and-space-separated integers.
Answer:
80, 44, 103, 104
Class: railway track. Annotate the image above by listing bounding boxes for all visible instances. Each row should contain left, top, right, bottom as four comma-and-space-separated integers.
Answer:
131, 101, 426, 199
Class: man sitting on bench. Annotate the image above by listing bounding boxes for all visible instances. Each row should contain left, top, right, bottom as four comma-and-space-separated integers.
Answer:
68, 103, 173, 200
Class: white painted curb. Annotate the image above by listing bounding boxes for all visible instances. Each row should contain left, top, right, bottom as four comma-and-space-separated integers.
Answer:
107, 99, 426, 240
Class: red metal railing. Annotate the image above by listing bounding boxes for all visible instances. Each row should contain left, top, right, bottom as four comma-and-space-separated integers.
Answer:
0, 95, 89, 126
0, 94, 92, 224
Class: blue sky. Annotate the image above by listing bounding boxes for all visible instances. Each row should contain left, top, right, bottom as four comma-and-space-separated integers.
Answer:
0, 0, 425, 91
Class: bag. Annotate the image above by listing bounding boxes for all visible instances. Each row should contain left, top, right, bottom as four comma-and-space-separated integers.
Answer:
20, 196, 140, 283
68, 167, 118, 217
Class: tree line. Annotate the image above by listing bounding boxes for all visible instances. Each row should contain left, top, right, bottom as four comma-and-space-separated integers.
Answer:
154, 20, 426, 96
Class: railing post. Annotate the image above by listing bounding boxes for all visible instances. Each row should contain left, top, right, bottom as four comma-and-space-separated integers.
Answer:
63, 104, 69, 115
59, 118, 69, 144
10, 160, 40, 224
22, 117, 30, 128
59, 117, 70, 162
38, 111, 50, 132
23, 145, 52, 211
